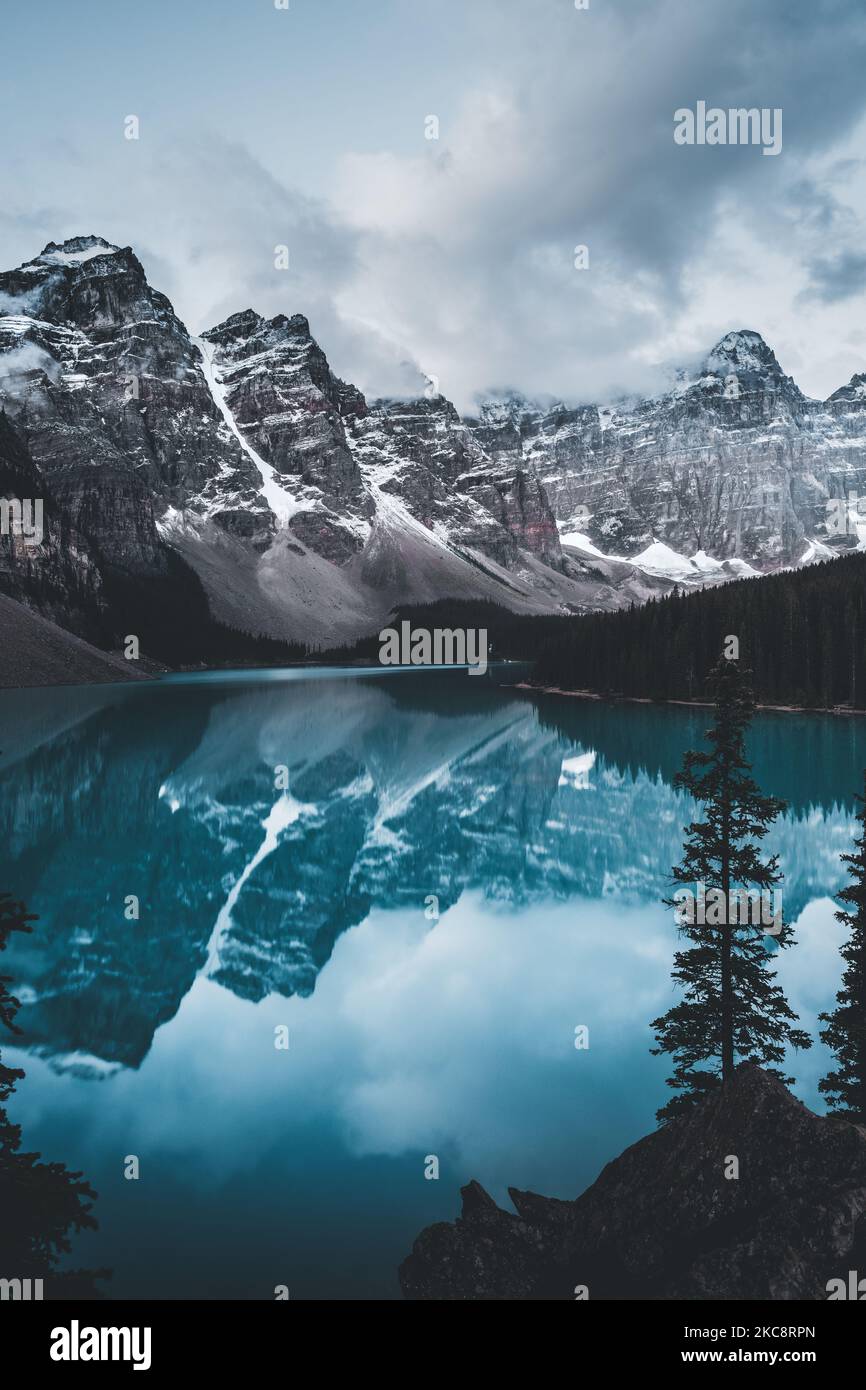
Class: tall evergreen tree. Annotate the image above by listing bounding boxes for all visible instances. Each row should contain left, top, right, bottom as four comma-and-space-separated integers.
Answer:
819, 773, 866, 1123
651, 658, 811, 1122
0, 891, 106, 1294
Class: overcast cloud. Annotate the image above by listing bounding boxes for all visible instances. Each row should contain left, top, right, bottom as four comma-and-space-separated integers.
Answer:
2, 0, 866, 409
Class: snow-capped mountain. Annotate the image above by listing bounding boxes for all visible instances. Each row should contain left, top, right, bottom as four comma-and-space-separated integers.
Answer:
2, 237, 866, 657
1, 237, 665, 651
466, 328, 866, 572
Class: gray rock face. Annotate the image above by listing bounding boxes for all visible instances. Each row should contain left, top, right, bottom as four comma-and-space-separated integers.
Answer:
467, 330, 866, 569
0, 411, 106, 638
197, 311, 572, 585
0, 236, 271, 569
399, 1064, 866, 1300
466, 468, 563, 571
201, 309, 365, 506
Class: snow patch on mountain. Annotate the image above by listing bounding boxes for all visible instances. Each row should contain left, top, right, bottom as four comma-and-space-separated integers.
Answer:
559, 751, 596, 789
559, 529, 760, 586
193, 335, 302, 524
37, 244, 118, 267
205, 791, 316, 975
632, 540, 759, 580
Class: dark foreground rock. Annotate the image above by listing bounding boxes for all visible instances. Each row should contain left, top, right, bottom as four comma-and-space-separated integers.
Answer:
399, 1065, 866, 1300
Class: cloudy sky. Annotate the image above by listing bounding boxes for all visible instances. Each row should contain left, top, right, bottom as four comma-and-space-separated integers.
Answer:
3, 0, 866, 409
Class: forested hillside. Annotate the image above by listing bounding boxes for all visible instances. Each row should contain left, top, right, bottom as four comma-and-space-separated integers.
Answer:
533, 554, 866, 709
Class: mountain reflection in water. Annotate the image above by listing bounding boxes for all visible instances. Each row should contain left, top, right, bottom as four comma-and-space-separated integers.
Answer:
0, 669, 860, 1298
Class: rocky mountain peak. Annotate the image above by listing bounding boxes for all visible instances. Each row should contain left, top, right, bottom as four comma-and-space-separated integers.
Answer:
201, 308, 262, 344
4, 230, 866, 647
705, 328, 786, 379
200, 303, 366, 509
2, 234, 181, 338
202, 308, 322, 365
35, 235, 121, 266
273, 311, 311, 337
203, 308, 311, 341
827, 372, 866, 406
473, 392, 531, 426
369, 393, 461, 425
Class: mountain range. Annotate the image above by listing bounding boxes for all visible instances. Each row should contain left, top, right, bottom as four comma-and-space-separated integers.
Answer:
2, 234, 866, 663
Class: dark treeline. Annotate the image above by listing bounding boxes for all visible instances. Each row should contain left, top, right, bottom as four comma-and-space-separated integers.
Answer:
533, 553, 866, 709
12, 493, 865, 686
331, 554, 866, 711
322, 598, 567, 666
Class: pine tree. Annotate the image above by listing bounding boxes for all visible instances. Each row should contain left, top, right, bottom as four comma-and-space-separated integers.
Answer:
819, 772, 866, 1122
650, 658, 811, 1122
0, 891, 32, 1106
0, 892, 106, 1294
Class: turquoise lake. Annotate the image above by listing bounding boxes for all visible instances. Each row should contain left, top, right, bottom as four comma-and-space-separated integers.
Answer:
0, 668, 863, 1298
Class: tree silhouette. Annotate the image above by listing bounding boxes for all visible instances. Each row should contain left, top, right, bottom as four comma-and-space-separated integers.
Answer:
0, 891, 107, 1295
819, 772, 866, 1123
651, 659, 811, 1122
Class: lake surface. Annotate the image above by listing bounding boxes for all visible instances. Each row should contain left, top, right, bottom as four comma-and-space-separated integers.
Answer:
0, 668, 863, 1299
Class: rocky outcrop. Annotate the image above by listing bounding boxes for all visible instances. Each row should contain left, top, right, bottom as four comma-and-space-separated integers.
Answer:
463, 469, 563, 571
399, 1064, 866, 1300
201, 309, 365, 508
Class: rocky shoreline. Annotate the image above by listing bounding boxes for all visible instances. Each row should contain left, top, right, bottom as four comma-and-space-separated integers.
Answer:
519, 682, 866, 718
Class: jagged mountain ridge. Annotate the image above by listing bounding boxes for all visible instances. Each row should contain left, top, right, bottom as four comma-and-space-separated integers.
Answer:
1, 236, 647, 654
467, 328, 866, 572
1, 237, 865, 657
